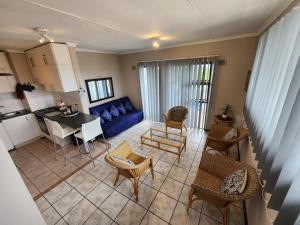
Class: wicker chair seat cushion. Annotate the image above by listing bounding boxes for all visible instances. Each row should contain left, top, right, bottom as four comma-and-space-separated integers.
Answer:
220, 169, 248, 195
193, 168, 222, 192
111, 156, 135, 166
167, 120, 183, 128
127, 153, 146, 164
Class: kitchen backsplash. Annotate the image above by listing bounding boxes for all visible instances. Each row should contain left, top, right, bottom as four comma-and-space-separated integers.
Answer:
24, 88, 56, 112
0, 93, 25, 113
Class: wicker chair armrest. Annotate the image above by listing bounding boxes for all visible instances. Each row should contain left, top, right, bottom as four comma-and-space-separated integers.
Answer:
163, 112, 170, 121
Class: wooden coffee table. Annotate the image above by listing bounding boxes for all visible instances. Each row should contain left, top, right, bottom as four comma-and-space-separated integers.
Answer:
140, 128, 186, 162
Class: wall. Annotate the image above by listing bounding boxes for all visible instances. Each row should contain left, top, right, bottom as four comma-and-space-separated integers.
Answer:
0, 92, 24, 114
76, 51, 125, 113
119, 36, 258, 126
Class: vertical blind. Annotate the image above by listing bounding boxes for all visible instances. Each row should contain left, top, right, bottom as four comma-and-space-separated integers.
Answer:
244, 6, 300, 225
139, 57, 216, 129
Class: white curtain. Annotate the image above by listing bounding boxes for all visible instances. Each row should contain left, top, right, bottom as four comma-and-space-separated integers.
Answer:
139, 57, 215, 129
244, 6, 300, 225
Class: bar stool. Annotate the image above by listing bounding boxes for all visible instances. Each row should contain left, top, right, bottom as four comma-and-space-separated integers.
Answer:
74, 117, 105, 167
50, 120, 81, 167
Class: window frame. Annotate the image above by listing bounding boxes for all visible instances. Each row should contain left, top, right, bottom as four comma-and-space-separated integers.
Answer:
85, 77, 115, 103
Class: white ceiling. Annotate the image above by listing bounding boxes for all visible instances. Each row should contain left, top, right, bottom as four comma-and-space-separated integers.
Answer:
0, 0, 293, 53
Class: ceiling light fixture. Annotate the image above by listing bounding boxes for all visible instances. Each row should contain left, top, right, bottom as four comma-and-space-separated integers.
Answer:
33, 27, 54, 43
152, 38, 160, 48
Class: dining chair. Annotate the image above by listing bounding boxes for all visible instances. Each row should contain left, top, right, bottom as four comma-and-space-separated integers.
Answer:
74, 117, 105, 167
50, 120, 80, 167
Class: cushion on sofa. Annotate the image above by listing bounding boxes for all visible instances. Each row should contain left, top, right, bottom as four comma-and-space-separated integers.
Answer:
101, 109, 112, 121
124, 101, 133, 111
92, 111, 105, 124
117, 103, 126, 114
110, 105, 120, 117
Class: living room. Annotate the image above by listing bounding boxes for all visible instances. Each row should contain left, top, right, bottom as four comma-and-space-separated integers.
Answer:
0, 1, 299, 225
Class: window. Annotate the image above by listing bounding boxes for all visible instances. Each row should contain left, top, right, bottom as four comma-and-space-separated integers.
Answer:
85, 77, 114, 103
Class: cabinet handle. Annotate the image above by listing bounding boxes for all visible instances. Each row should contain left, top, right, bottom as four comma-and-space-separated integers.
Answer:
43, 55, 48, 65
29, 57, 35, 67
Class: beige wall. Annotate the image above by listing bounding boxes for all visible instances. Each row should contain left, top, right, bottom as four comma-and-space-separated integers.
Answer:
76, 51, 125, 112
120, 36, 258, 125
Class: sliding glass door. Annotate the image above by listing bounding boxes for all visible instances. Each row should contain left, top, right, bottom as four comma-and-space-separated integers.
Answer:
139, 57, 215, 129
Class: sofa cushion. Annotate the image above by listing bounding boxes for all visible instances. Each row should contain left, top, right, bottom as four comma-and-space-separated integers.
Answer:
92, 111, 105, 124
117, 103, 126, 115
110, 105, 120, 117
124, 101, 133, 111
101, 109, 112, 121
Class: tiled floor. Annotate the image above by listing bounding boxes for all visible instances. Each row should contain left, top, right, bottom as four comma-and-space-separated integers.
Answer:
10, 137, 108, 199
20, 120, 245, 225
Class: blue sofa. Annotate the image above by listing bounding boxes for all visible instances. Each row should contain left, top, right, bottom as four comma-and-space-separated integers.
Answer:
89, 97, 144, 138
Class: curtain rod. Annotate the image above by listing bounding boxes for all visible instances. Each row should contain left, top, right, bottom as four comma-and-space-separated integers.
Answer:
137, 54, 219, 63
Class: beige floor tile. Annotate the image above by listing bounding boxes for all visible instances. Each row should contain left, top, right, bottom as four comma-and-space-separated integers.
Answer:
64, 198, 97, 225
116, 179, 134, 198
31, 170, 61, 193
202, 202, 223, 223
55, 219, 68, 225
154, 160, 172, 176
173, 156, 193, 170
140, 212, 168, 225
86, 182, 114, 207
44, 182, 72, 204
102, 171, 124, 188
131, 183, 157, 209
75, 174, 101, 196
199, 214, 221, 225
168, 165, 189, 183
53, 189, 83, 216
185, 171, 196, 186
170, 202, 200, 225
149, 192, 177, 222
99, 190, 129, 219
66, 170, 89, 187
160, 177, 184, 200
179, 185, 203, 212
88, 162, 116, 181
160, 152, 177, 164
116, 200, 147, 225
143, 171, 166, 190
35, 196, 51, 213
83, 209, 112, 225
42, 206, 61, 225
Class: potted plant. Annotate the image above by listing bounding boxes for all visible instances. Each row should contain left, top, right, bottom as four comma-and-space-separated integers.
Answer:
221, 104, 233, 119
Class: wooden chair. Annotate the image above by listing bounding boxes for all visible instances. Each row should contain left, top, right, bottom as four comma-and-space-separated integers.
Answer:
204, 125, 248, 159
105, 141, 155, 201
163, 106, 188, 135
187, 153, 259, 225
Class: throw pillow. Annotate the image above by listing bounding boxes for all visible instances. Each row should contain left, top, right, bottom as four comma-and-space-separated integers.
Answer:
117, 103, 126, 114
124, 101, 133, 111
224, 128, 238, 140
111, 156, 135, 166
220, 169, 248, 195
110, 105, 120, 117
92, 111, 105, 124
101, 109, 112, 122
206, 149, 224, 156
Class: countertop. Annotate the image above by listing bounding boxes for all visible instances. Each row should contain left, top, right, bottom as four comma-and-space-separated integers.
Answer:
0, 109, 31, 122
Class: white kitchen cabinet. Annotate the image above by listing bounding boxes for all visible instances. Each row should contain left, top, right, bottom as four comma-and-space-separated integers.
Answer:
25, 43, 78, 92
2, 114, 40, 147
0, 52, 13, 74
0, 122, 14, 151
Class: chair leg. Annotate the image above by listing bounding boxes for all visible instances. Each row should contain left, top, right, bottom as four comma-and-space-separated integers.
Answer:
61, 142, 67, 168
133, 178, 139, 202
75, 136, 82, 159
53, 137, 58, 161
223, 207, 229, 225
114, 171, 120, 186
150, 159, 154, 179
89, 141, 96, 167
187, 187, 194, 212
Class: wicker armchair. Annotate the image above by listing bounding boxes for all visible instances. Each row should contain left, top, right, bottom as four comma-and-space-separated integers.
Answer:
105, 141, 155, 201
187, 153, 259, 225
163, 106, 188, 135
204, 125, 248, 158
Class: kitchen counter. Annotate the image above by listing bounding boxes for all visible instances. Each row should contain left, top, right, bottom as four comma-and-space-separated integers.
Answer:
45, 112, 96, 129
0, 109, 31, 122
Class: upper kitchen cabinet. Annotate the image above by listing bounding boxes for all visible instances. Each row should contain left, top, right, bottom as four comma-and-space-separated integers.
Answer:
0, 52, 17, 93
25, 43, 78, 92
